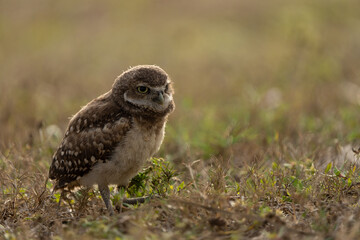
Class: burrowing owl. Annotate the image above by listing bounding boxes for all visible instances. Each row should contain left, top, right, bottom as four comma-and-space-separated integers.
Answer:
49, 65, 175, 215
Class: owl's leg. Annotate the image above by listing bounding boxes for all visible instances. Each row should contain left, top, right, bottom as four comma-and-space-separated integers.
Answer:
117, 185, 127, 213
98, 184, 114, 216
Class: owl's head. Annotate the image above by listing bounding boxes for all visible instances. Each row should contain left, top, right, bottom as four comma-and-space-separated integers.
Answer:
112, 65, 175, 117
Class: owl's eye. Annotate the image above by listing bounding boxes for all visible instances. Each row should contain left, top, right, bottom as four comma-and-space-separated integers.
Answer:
137, 86, 149, 94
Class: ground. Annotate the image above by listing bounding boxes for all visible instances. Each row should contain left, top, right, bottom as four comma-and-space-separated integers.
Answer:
1, 0, 360, 239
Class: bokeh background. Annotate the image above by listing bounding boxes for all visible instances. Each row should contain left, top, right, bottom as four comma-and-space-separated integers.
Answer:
1, 0, 359, 158
1, 1, 360, 238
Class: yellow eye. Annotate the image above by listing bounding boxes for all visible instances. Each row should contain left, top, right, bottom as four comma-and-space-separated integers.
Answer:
137, 86, 149, 94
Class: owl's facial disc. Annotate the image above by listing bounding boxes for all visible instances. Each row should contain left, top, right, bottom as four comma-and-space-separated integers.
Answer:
123, 83, 173, 112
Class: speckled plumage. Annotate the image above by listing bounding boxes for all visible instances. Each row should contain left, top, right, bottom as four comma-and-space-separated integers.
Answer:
49, 65, 175, 214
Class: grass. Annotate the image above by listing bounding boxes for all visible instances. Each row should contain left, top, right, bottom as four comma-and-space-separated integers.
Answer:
1, 0, 360, 239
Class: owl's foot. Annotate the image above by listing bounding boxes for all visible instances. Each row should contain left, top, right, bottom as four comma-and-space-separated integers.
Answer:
99, 184, 115, 216
123, 196, 151, 205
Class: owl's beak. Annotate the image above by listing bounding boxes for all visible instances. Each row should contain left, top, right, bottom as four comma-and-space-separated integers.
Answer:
153, 91, 165, 105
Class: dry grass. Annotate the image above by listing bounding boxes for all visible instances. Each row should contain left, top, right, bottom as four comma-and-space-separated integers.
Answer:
1, 0, 360, 239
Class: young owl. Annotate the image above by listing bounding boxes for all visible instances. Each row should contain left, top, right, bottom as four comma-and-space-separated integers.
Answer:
49, 65, 175, 215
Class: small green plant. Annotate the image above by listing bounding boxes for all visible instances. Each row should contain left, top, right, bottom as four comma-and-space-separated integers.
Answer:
127, 157, 178, 197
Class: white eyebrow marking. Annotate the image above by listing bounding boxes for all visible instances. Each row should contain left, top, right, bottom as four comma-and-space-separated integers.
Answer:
151, 86, 166, 91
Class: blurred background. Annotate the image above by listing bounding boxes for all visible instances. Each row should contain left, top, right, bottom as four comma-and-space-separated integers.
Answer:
0, 0, 359, 161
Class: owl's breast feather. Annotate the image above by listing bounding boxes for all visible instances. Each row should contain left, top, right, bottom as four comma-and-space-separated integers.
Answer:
79, 118, 166, 187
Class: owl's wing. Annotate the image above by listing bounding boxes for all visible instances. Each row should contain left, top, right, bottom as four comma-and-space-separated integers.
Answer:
49, 113, 132, 190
